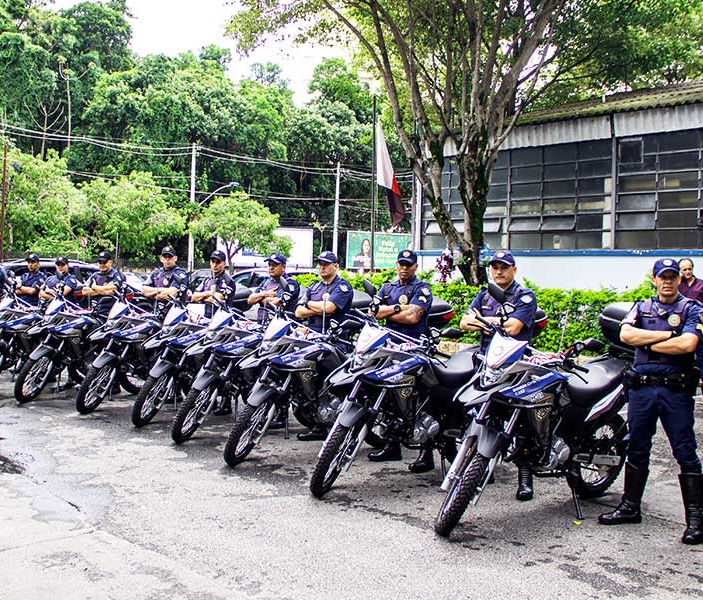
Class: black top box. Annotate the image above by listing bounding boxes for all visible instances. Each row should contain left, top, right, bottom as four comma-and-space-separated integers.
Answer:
599, 301, 636, 358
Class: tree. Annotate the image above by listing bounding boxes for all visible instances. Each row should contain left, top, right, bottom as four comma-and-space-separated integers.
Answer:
190, 192, 292, 268
226, 0, 703, 284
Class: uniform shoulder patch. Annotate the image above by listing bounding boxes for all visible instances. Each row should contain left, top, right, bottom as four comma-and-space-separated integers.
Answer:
520, 294, 533, 303
421, 287, 431, 295
339, 284, 349, 292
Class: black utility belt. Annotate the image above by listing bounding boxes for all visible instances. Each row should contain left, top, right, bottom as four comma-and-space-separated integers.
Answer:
624, 370, 694, 391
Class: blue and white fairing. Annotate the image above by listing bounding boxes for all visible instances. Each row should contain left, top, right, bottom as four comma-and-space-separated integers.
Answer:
267, 341, 331, 369
168, 329, 207, 349
498, 370, 568, 403
212, 333, 262, 356
362, 355, 427, 384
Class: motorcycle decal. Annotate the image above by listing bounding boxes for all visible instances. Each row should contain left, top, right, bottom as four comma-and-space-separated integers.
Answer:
584, 384, 625, 423
485, 335, 528, 369
364, 355, 425, 382
502, 371, 566, 400
354, 324, 388, 355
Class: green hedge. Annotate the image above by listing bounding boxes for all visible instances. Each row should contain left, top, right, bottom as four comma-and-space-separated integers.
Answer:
292, 269, 656, 353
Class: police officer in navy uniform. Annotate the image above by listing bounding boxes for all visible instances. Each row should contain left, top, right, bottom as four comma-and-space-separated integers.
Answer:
141, 245, 189, 317
366, 249, 437, 470
15, 253, 46, 307
82, 251, 125, 315
294, 251, 353, 333
191, 250, 237, 320
461, 249, 538, 501
39, 257, 81, 304
293, 251, 353, 440
246, 252, 300, 323
599, 258, 703, 545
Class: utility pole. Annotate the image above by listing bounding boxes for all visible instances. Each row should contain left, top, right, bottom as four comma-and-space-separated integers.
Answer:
187, 143, 197, 272
370, 96, 377, 271
1, 140, 7, 261
332, 161, 341, 258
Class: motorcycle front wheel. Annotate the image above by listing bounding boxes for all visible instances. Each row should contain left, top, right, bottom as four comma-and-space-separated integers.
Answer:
75, 364, 115, 414
131, 373, 171, 427
573, 413, 627, 499
434, 451, 489, 538
14, 356, 54, 403
310, 422, 364, 498
170, 384, 217, 443
223, 402, 273, 467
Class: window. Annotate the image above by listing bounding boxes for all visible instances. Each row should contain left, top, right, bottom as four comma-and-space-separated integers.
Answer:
620, 139, 643, 164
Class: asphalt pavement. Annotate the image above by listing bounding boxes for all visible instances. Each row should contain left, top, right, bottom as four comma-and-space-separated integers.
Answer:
1, 378, 702, 600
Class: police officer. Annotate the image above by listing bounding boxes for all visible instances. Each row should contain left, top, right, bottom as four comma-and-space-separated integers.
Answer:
82, 251, 125, 315
599, 258, 703, 545
141, 245, 189, 317
366, 249, 436, 469
460, 249, 538, 501
294, 251, 353, 333
191, 250, 237, 320
38, 257, 81, 304
246, 252, 300, 323
0, 264, 7, 299
293, 251, 353, 440
15, 253, 46, 306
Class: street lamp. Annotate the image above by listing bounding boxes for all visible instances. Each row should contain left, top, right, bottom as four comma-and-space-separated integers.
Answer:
187, 181, 240, 272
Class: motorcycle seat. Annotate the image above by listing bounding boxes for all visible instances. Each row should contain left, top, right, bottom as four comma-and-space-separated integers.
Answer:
434, 346, 478, 388
566, 356, 627, 407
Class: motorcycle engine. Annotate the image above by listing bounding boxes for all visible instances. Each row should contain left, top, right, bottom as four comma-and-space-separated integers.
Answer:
316, 393, 343, 424
411, 411, 440, 444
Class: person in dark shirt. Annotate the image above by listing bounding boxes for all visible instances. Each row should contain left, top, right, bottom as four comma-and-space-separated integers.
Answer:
39, 257, 81, 304
191, 250, 237, 319
678, 258, 703, 302
599, 258, 703, 546
15, 253, 46, 307
246, 252, 300, 323
141, 245, 189, 317
82, 251, 125, 315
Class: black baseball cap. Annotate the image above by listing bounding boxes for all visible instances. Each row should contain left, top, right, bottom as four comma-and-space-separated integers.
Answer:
96, 251, 112, 262
397, 250, 418, 265
264, 252, 287, 265
210, 250, 226, 262
317, 251, 338, 264
55, 256, 69, 265
161, 245, 177, 257
26, 253, 39, 263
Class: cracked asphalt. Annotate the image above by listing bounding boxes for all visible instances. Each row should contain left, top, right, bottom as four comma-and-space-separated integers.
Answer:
1, 379, 702, 599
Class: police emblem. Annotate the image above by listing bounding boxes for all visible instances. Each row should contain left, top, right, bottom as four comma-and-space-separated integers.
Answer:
402, 250, 411, 258
520, 294, 533, 303
668, 314, 681, 327
339, 284, 349, 292
422, 287, 431, 295
399, 294, 409, 305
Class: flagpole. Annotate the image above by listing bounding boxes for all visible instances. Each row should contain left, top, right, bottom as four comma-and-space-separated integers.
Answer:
370, 95, 377, 271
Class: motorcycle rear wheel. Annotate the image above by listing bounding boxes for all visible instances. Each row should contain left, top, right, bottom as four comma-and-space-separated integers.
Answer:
573, 413, 627, 499
310, 423, 363, 498
223, 402, 272, 467
14, 356, 54, 403
131, 373, 171, 427
434, 452, 489, 538
170, 385, 217, 444
75, 365, 114, 414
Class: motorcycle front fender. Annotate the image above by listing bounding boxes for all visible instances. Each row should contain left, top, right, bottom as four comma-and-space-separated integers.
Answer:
93, 350, 119, 369
467, 419, 504, 459
191, 368, 219, 391
29, 342, 56, 361
338, 400, 369, 428
246, 381, 279, 408
149, 358, 175, 379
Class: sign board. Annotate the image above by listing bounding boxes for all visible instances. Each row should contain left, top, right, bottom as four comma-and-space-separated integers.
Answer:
219, 228, 315, 268
346, 231, 412, 271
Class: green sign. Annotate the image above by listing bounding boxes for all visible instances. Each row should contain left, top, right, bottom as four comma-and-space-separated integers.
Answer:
346, 231, 413, 271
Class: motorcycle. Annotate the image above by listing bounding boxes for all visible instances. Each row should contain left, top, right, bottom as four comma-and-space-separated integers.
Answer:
74, 296, 161, 414
169, 301, 264, 443
0, 274, 45, 374
13, 295, 102, 403
222, 312, 363, 468
432, 283, 629, 538
130, 300, 209, 427
308, 315, 476, 498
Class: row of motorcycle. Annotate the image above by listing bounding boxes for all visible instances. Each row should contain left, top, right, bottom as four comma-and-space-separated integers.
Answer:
3, 272, 635, 538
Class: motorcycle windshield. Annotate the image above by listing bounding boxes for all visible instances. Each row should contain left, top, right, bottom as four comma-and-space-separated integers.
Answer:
162, 305, 187, 327
207, 308, 234, 331
107, 301, 129, 321
262, 316, 291, 342
485, 334, 528, 369
44, 297, 65, 315
354, 324, 388, 355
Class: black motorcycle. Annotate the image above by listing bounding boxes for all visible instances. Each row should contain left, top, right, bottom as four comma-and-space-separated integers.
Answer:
433, 285, 629, 538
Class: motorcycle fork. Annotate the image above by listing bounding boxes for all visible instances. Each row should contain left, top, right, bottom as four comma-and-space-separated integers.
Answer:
471, 407, 520, 507
345, 386, 387, 470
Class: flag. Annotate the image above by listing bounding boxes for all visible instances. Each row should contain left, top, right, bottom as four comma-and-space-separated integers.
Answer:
375, 123, 405, 227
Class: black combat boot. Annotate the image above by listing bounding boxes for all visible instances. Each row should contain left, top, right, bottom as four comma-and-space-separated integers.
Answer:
213, 397, 232, 416
408, 444, 435, 473
368, 440, 402, 462
297, 427, 328, 442
598, 463, 648, 525
516, 465, 534, 501
679, 473, 703, 545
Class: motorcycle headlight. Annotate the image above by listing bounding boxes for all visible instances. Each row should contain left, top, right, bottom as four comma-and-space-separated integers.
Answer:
481, 366, 504, 387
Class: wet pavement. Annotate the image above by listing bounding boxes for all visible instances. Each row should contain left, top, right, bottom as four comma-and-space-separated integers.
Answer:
1, 378, 702, 599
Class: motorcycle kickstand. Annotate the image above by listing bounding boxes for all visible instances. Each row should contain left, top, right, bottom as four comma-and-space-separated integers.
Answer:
566, 473, 584, 521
